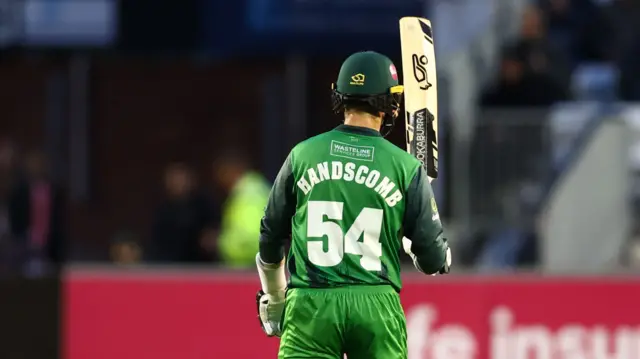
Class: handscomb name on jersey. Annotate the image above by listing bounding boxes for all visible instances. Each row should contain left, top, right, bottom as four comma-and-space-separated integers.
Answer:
296, 161, 403, 207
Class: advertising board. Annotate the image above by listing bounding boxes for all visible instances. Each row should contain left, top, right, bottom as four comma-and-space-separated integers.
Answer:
64, 271, 640, 359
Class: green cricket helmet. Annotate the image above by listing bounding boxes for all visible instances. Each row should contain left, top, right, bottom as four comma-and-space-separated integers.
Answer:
331, 51, 404, 136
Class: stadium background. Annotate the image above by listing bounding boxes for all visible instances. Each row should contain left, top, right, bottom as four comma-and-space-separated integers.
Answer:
1, 0, 640, 358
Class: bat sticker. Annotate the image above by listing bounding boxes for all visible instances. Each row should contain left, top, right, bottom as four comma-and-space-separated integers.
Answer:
411, 54, 432, 91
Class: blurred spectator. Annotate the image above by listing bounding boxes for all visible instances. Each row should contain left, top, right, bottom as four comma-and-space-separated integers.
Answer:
481, 44, 570, 107
148, 162, 219, 263
110, 231, 142, 266
0, 140, 18, 274
517, 3, 572, 87
541, 0, 577, 64
541, 0, 609, 65
0, 138, 18, 190
482, 2, 573, 107
601, 0, 640, 100
477, 187, 539, 270
482, 3, 573, 107
213, 151, 270, 268
8, 149, 65, 275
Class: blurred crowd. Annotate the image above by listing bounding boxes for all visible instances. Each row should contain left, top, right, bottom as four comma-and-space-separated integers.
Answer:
0, 140, 64, 276
0, 137, 273, 275
482, 0, 639, 106
2, 0, 639, 275
464, 0, 640, 270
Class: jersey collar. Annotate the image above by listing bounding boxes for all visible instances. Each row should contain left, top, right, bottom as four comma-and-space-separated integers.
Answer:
335, 124, 382, 137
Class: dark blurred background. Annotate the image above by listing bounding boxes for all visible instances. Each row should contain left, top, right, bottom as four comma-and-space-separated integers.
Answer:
0, 0, 436, 271
1, 0, 640, 357
0, 0, 637, 273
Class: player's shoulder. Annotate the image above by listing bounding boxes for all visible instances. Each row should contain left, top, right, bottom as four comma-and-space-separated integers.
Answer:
291, 130, 335, 155
379, 138, 422, 167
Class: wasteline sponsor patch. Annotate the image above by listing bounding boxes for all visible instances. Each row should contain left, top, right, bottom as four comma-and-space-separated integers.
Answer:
330, 140, 374, 162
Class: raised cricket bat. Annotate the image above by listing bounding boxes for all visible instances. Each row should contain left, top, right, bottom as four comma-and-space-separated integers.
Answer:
399, 17, 438, 182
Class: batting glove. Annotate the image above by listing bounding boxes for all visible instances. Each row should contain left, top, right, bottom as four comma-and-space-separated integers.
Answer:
256, 289, 285, 337
437, 247, 452, 275
402, 236, 452, 275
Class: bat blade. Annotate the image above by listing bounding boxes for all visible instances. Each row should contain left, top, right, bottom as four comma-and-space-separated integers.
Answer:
400, 16, 438, 182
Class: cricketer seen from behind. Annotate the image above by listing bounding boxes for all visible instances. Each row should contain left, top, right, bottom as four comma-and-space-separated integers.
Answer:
256, 51, 452, 359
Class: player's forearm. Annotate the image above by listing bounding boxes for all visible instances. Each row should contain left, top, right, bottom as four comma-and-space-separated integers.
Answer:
256, 253, 286, 297
402, 165, 449, 273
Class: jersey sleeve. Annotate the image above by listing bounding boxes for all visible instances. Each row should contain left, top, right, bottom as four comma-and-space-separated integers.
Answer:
402, 166, 448, 274
259, 152, 296, 264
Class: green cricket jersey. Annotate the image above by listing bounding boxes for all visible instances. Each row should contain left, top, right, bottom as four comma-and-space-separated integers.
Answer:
259, 124, 448, 292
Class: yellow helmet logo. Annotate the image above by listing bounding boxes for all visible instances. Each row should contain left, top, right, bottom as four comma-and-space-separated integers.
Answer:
349, 73, 365, 86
